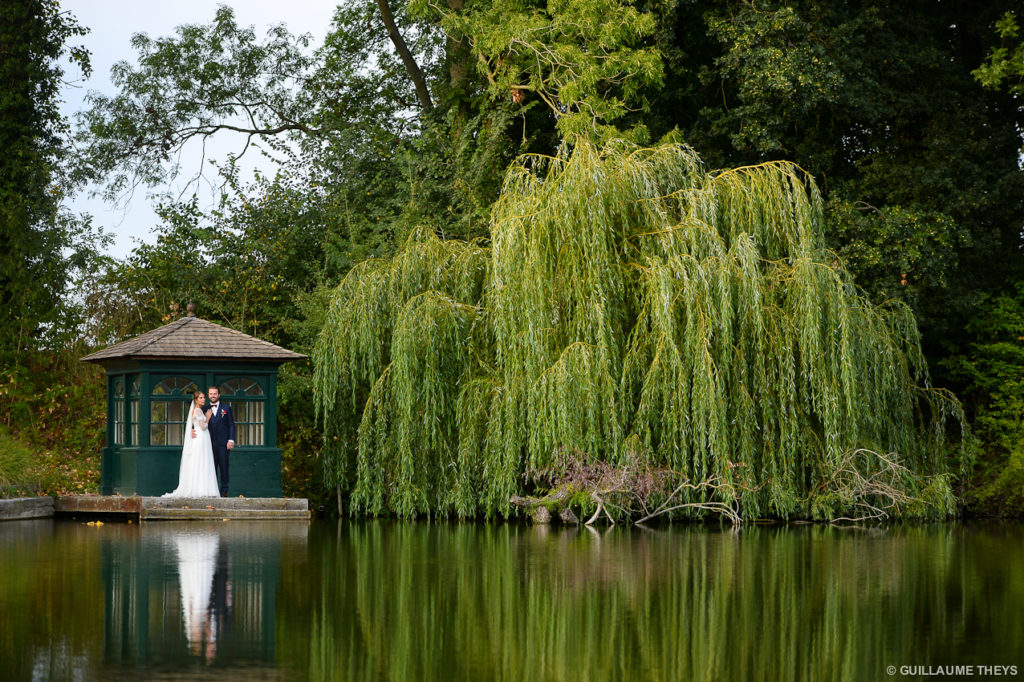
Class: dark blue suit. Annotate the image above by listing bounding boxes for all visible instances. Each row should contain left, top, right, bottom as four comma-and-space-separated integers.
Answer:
204, 402, 235, 495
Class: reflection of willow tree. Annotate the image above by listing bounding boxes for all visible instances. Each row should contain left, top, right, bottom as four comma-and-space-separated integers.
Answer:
276, 522, 1024, 681
314, 139, 965, 520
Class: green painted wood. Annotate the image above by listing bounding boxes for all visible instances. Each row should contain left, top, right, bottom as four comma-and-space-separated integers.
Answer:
228, 448, 283, 498
113, 447, 140, 496
100, 446, 117, 495
141, 370, 152, 447
106, 446, 283, 497
266, 373, 278, 450
105, 374, 115, 449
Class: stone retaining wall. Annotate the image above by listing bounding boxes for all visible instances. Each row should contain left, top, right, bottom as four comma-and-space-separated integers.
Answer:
0, 497, 55, 521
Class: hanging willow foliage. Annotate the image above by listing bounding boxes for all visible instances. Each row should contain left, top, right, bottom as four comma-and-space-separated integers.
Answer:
313, 139, 966, 520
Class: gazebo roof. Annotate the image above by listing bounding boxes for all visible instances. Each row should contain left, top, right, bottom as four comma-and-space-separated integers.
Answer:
81, 315, 307, 364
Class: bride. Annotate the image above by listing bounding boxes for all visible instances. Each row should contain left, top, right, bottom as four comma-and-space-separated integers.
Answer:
164, 390, 221, 497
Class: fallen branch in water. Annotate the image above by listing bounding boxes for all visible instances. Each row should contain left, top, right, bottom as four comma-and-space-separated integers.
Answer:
585, 494, 605, 526
516, 448, 746, 527
635, 477, 743, 526
805, 448, 943, 523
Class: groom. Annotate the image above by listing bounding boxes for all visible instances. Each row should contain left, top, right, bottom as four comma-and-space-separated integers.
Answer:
204, 386, 235, 497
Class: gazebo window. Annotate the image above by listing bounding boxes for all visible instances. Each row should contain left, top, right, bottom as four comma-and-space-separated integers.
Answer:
129, 376, 140, 445
113, 378, 125, 445
150, 376, 199, 446
219, 377, 265, 446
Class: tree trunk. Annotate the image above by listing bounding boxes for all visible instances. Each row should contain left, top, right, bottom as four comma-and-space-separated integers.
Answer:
376, 0, 433, 111
446, 0, 471, 121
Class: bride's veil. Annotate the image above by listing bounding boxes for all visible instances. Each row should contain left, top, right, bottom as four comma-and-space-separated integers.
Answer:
181, 399, 196, 450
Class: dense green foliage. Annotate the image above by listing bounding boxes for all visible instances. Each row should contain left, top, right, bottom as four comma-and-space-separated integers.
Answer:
430, 0, 663, 139
0, 427, 34, 495
66, 0, 665, 505
653, 1, 1024, 339
0, 0, 105, 361
314, 139, 964, 520
974, 10, 1024, 99
73, 0, 665, 242
0, 349, 105, 496
7, 0, 1020, 513
942, 285, 1024, 514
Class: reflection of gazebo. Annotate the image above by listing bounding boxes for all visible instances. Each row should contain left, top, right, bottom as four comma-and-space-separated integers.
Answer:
102, 522, 307, 664
81, 307, 306, 497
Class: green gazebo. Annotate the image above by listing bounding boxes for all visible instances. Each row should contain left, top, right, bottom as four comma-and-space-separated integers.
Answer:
82, 306, 306, 497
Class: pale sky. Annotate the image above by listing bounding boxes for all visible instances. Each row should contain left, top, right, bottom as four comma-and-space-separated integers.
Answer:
61, 1, 339, 259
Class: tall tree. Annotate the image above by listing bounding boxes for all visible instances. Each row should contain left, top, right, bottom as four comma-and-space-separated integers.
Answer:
0, 0, 95, 359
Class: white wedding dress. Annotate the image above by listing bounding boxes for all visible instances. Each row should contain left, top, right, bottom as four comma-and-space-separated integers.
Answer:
164, 403, 221, 497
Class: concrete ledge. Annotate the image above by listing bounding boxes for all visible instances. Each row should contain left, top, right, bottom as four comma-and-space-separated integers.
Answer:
54, 495, 310, 521
0, 497, 55, 521
141, 496, 309, 520
56, 494, 141, 515
141, 507, 310, 520
141, 496, 308, 511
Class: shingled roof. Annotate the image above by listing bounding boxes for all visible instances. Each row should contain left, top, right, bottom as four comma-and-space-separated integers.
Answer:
81, 316, 307, 364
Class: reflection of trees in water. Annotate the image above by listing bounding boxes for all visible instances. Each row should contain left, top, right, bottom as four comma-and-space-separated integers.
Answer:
2, 521, 1023, 679
280, 522, 1024, 682
0, 521, 106, 681
0, 520, 305, 677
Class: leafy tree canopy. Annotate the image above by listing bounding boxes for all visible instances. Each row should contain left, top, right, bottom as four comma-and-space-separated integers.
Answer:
0, 0, 106, 359
974, 10, 1024, 98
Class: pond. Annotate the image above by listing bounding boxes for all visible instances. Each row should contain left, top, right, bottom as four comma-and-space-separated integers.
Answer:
0, 519, 1020, 681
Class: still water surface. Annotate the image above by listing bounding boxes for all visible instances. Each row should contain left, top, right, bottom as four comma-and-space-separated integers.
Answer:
0, 519, 1020, 681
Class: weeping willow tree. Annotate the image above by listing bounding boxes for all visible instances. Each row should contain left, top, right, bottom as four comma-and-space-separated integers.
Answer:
313, 138, 966, 520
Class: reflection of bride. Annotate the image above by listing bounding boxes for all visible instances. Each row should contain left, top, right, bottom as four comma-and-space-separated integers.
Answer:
173, 531, 220, 662
163, 391, 220, 497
